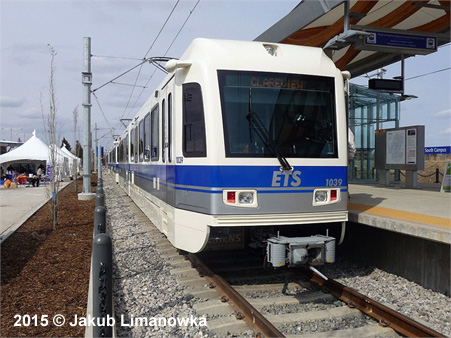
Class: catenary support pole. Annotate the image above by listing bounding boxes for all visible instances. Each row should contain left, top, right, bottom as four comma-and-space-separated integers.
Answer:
79, 37, 95, 200
94, 123, 98, 173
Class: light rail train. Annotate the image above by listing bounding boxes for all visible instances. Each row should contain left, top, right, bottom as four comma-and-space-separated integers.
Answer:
106, 39, 350, 267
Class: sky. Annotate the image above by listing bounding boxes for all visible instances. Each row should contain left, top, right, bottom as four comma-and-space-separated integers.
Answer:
1, 0, 450, 151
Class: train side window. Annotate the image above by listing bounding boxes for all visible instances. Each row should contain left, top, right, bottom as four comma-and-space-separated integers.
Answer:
124, 135, 129, 162
130, 129, 135, 162
138, 120, 144, 162
151, 104, 159, 161
144, 114, 150, 161
135, 126, 139, 163
183, 83, 206, 157
168, 93, 172, 162
162, 99, 165, 163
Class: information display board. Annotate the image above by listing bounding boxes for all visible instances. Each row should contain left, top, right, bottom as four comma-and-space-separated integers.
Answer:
375, 126, 425, 170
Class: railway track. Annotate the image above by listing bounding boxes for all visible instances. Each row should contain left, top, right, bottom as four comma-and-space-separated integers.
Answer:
106, 173, 446, 337
165, 248, 445, 337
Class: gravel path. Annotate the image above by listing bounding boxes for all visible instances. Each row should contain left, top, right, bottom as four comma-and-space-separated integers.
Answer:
104, 176, 209, 337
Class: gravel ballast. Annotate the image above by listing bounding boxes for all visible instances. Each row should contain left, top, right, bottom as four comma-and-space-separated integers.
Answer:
103, 174, 450, 337
322, 262, 450, 336
104, 177, 209, 337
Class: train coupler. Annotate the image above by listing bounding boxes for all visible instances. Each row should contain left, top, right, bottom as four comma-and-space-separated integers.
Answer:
266, 234, 335, 268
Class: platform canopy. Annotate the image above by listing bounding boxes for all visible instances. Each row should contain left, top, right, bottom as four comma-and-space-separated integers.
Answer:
256, 0, 450, 77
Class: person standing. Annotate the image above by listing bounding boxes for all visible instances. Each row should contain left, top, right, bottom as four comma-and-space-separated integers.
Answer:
348, 128, 356, 199
37, 166, 42, 187
348, 128, 356, 163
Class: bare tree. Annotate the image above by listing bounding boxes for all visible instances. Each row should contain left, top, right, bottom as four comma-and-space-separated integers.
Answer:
72, 105, 79, 192
40, 45, 61, 230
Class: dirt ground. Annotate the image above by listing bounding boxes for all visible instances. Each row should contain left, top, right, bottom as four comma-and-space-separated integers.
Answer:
1, 177, 96, 337
418, 155, 450, 184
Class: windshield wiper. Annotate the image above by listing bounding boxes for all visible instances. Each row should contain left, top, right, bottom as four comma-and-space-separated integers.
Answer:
246, 88, 292, 171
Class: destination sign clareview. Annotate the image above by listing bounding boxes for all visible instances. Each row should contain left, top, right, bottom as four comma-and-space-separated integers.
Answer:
250, 77, 304, 89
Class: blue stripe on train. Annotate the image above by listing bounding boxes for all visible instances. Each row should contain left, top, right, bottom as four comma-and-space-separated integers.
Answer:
123, 164, 347, 191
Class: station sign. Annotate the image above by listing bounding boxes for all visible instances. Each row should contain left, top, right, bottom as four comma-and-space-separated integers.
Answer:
425, 146, 451, 155
356, 30, 437, 55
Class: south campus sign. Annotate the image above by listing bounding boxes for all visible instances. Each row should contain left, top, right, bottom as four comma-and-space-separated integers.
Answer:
424, 146, 451, 155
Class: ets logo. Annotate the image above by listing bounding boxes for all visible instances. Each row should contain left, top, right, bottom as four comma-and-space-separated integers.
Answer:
271, 170, 302, 187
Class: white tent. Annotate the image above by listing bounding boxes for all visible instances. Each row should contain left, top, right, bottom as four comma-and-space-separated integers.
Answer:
60, 145, 81, 176
0, 131, 70, 178
0, 131, 50, 165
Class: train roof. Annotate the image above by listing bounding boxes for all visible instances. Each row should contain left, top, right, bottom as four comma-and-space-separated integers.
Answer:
177, 38, 339, 76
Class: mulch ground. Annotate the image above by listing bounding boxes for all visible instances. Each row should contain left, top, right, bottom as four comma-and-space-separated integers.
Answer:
1, 178, 97, 337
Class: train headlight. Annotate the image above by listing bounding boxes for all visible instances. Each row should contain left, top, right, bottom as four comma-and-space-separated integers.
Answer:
314, 190, 328, 203
223, 190, 258, 208
312, 189, 341, 206
239, 192, 254, 204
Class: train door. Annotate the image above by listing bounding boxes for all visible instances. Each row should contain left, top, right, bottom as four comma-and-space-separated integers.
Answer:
160, 85, 175, 237
165, 88, 175, 206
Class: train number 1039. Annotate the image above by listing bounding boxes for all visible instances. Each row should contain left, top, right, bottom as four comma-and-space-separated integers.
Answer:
326, 178, 343, 187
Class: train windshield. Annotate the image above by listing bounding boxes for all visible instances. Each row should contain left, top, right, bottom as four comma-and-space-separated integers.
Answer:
218, 70, 338, 158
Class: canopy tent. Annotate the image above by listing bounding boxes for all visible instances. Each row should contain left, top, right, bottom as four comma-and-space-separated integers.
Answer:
0, 131, 71, 178
60, 145, 81, 175
0, 130, 50, 165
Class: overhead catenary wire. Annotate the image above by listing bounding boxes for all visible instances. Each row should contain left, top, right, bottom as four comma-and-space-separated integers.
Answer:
164, 0, 200, 55
119, 0, 181, 125
405, 67, 451, 80
92, 92, 114, 132
93, 0, 201, 139
92, 59, 148, 93
143, 0, 180, 58
91, 54, 144, 61
119, 0, 201, 123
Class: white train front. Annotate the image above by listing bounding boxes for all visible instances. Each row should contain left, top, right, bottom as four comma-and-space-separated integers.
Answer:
107, 39, 350, 267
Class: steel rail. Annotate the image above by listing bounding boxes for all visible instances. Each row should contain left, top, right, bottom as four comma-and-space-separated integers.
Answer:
187, 253, 285, 338
297, 267, 445, 338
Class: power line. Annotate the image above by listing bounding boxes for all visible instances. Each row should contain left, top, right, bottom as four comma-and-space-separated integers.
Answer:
119, 0, 181, 126
92, 92, 114, 131
405, 67, 451, 80
164, 0, 201, 55
92, 54, 144, 61
143, 0, 180, 58
92, 59, 148, 93
121, 0, 201, 123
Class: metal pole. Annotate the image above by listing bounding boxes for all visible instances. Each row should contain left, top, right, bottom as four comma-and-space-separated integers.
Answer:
94, 123, 98, 172
98, 143, 102, 180
79, 37, 95, 200
343, 0, 350, 34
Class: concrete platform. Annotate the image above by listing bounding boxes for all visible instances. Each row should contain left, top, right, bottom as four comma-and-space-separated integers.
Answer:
0, 182, 69, 243
348, 183, 451, 244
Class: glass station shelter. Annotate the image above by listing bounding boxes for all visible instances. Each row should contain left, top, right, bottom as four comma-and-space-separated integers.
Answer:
349, 84, 401, 181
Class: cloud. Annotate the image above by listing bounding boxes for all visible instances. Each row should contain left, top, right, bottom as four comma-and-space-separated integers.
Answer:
18, 107, 42, 120
433, 109, 451, 119
439, 127, 451, 135
0, 96, 27, 108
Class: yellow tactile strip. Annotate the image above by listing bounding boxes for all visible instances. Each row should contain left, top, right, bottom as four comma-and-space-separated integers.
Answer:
348, 203, 451, 229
